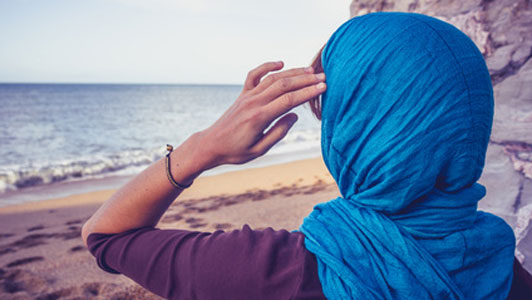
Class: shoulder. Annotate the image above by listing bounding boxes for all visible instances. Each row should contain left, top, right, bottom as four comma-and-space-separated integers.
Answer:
193, 225, 325, 299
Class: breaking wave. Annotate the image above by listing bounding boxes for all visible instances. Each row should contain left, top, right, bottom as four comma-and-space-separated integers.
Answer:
0, 129, 321, 194
0, 147, 165, 193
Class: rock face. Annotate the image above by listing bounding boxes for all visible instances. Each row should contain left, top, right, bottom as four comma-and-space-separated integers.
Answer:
349, 0, 532, 272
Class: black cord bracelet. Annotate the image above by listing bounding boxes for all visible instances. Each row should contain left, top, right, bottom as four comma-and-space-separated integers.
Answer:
165, 144, 193, 189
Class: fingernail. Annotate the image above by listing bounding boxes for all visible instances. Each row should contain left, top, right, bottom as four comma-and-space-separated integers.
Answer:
316, 82, 326, 90
316, 73, 325, 80
289, 114, 298, 124
305, 66, 313, 73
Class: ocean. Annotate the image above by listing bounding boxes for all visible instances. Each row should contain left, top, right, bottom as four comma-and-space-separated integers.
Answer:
0, 83, 322, 207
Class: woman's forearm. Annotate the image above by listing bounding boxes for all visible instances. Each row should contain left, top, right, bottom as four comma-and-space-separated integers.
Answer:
81, 132, 213, 245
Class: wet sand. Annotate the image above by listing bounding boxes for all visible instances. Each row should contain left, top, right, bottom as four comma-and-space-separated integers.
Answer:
0, 157, 339, 299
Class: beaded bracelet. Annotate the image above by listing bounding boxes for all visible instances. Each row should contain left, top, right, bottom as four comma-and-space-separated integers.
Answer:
165, 144, 192, 189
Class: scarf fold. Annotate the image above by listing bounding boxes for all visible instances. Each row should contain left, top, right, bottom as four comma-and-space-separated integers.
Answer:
299, 12, 515, 299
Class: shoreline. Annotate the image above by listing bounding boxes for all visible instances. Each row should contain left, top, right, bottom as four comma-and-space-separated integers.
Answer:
0, 156, 333, 214
0, 147, 322, 210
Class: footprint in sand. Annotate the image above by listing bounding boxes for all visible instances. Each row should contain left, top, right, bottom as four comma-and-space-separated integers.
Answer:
189, 223, 208, 229
27, 225, 45, 232
35, 287, 74, 300
185, 217, 203, 224
6, 256, 45, 268
65, 219, 83, 225
161, 213, 184, 223
0, 233, 14, 239
251, 190, 268, 201
0, 248, 16, 256
109, 284, 159, 299
36, 282, 119, 299
2, 277, 23, 294
185, 218, 207, 229
2, 227, 82, 256
69, 245, 85, 253
1, 268, 49, 295
214, 223, 233, 230
81, 282, 101, 297
269, 189, 282, 196
10, 233, 48, 249
56, 226, 82, 240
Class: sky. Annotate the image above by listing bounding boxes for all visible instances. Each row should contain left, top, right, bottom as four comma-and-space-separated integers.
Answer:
0, 0, 351, 84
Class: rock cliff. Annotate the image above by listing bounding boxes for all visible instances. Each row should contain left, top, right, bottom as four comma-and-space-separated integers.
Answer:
349, 0, 532, 272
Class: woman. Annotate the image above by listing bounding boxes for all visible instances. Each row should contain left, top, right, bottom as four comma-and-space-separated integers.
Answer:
82, 12, 526, 299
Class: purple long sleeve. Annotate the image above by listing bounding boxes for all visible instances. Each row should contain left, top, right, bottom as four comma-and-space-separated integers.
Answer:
87, 225, 326, 300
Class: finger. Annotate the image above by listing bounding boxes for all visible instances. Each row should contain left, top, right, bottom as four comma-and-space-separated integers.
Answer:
243, 61, 284, 91
250, 113, 298, 156
257, 73, 325, 105
252, 66, 314, 94
264, 82, 326, 120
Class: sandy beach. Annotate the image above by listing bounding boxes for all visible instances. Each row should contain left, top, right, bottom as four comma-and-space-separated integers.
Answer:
0, 157, 339, 299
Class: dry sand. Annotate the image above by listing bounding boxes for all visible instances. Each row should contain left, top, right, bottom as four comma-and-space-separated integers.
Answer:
0, 157, 340, 300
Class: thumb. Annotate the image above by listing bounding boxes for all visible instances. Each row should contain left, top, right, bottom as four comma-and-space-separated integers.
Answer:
250, 113, 298, 156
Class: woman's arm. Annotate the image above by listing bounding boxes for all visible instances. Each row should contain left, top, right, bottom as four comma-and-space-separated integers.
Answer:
81, 61, 326, 246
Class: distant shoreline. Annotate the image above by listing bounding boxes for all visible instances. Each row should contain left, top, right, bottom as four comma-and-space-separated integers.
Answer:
0, 148, 322, 209
0, 156, 334, 214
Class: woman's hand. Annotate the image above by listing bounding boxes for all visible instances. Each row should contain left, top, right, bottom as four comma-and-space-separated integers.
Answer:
198, 61, 326, 169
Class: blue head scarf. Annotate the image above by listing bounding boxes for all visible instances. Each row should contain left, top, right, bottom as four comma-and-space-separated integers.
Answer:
299, 12, 515, 299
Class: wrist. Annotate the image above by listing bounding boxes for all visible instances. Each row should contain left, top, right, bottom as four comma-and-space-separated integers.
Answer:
168, 132, 218, 186
190, 130, 223, 170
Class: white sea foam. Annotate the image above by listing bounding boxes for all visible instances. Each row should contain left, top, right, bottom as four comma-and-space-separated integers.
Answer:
0, 147, 165, 193
0, 129, 321, 194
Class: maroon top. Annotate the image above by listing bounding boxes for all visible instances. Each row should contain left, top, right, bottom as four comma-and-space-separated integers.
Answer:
87, 225, 327, 300
507, 257, 532, 300
87, 225, 532, 300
